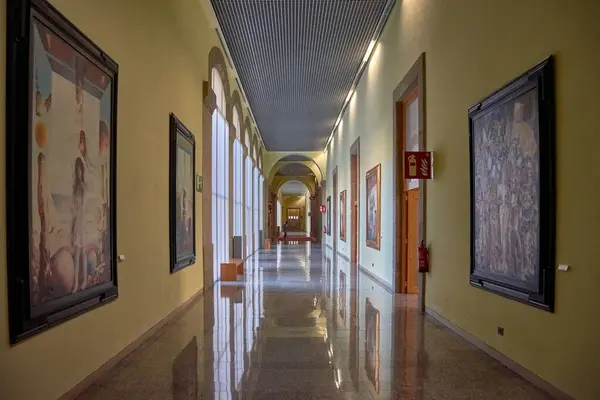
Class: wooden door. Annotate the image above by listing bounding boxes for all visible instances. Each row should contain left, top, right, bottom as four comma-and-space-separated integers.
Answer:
406, 189, 419, 294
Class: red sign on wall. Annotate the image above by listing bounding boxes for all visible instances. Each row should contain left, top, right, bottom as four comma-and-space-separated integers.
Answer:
319, 205, 326, 213
404, 151, 433, 179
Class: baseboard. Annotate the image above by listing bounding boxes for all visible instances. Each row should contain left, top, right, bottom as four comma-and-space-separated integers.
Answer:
425, 307, 573, 400
358, 264, 395, 294
58, 286, 206, 400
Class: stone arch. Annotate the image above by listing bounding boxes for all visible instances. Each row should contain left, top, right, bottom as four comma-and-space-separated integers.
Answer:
268, 154, 324, 185
230, 90, 243, 140
242, 116, 252, 152
250, 131, 258, 161
272, 176, 316, 197
208, 46, 231, 104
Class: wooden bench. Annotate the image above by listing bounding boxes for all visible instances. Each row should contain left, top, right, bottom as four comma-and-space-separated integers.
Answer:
220, 258, 244, 282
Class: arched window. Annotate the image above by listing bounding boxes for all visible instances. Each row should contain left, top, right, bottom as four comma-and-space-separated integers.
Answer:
211, 68, 229, 278
232, 108, 243, 245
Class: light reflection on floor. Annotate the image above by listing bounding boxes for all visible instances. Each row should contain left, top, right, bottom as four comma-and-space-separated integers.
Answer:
76, 243, 551, 400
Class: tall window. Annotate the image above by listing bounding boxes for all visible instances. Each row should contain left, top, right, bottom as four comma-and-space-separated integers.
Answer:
253, 166, 259, 251
259, 174, 264, 240
245, 156, 253, 256
211, 69, 229, 279
276, 200, 282, 228
233, 108, 243, 242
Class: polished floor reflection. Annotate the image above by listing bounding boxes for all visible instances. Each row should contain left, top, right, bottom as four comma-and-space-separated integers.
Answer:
77, 244, 551, 399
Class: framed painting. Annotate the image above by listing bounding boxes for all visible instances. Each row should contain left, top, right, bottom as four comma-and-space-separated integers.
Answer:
327, 196, 332, 236
340, 190, 347, 242
339, 271, 347, 325
6, 0, 119, 343
469, 56, 555, 311
365, 297, 380, 393
172, 336, 198, 400
169, 113, 196, 273
366, 164, 381, 250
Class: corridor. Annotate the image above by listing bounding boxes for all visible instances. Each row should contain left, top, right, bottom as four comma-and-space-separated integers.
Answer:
75, 244, 550, 400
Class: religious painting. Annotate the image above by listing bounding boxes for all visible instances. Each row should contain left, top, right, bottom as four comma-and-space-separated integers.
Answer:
365, 298, 380, 393
172, 336, 199, 400
327, 196, 332, 236
366, 164, 381, 250
6, 0, 119, 343
340, 190, 347, 242
169, 113, 196, 272
469, 56, 555, 311
339, 271, 347, 325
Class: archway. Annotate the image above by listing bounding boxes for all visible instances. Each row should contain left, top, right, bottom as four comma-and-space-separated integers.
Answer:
277, 180, 313, 240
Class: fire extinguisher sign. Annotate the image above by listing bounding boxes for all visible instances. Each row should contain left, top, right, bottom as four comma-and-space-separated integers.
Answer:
403, 151, 433, 180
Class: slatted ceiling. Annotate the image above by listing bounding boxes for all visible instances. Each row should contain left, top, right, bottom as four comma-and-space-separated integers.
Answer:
211, 0, 393, 152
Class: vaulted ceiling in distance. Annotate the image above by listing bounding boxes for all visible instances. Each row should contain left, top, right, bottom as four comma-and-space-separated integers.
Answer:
211, 0, 395, 151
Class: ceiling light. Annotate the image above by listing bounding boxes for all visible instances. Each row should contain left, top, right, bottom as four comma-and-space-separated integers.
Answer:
345, 89, 354, 104
363, 40, 376, 62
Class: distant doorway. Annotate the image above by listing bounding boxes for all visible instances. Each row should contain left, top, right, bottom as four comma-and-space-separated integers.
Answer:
287, 208, 300, 230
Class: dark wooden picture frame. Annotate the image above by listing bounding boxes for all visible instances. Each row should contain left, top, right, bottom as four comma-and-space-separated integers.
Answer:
327, 195, 332, 236
366, 164, 381, 250
169, 113, 196, 273
469, 56, 555, 311
339, 190, 347, 242
6, 0, 119, 343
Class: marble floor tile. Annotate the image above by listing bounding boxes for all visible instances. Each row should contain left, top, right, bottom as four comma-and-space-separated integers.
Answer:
75, 243, 552, 400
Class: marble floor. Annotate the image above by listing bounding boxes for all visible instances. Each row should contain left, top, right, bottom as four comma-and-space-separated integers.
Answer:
76, 244, 552, 400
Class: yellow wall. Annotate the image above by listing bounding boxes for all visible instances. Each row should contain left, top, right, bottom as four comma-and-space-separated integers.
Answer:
0, 0, 255, 399
324, 0, 600, 398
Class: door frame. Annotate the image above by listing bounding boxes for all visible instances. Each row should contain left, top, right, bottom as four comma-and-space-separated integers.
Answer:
350, 138, 360, 266
392, 53, 427, 311
332, 166, 338, 253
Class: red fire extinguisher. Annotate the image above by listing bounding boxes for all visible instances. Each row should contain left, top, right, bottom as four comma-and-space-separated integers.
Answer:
418, 241, 429, 273
324, 226, 327, 234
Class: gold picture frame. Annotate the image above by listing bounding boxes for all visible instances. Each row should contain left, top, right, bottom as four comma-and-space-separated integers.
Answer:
365, 164, 381, 250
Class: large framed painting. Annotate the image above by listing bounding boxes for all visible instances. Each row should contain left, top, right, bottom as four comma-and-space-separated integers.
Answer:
366, 164, 381, 250
339, 190, 347, 242
169, 113, 196, 273
469, 56, 555, 311
327, 196, 332, 236
172, 336, 198, 400
365, 297, 380, 393
6, 0, 119, 343
339, 271, 347, 325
